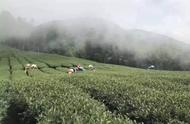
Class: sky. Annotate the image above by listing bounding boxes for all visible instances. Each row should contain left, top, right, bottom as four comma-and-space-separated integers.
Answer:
1, 0, 190, 44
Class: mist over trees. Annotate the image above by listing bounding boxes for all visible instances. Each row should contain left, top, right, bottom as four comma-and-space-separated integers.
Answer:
0, 11, 33, 41
1, 11, 190, 70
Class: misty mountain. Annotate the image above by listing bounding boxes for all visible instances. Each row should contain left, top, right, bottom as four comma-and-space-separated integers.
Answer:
0, 11, 33, 41
1, 14, 190, 70
31, 18, 189, 56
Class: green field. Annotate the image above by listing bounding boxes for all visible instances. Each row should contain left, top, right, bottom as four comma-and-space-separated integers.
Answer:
0, 47, 190, 124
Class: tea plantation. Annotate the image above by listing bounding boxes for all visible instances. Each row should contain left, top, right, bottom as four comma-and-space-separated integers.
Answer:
0, 47, 190, 124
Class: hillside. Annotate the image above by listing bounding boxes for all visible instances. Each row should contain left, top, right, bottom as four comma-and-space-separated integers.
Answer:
31, 18, 189, 55
0, 47, 190, 124
1, 13, 190, 70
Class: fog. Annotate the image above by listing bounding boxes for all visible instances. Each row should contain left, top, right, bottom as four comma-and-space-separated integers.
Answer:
1, 0, 190, 70
1, 0, 190, 44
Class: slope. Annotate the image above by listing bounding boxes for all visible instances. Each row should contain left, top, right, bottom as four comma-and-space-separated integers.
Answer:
0, 47, 189, 124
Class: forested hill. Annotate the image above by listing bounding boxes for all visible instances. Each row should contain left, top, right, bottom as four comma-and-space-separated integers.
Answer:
1, 12, 190, 70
